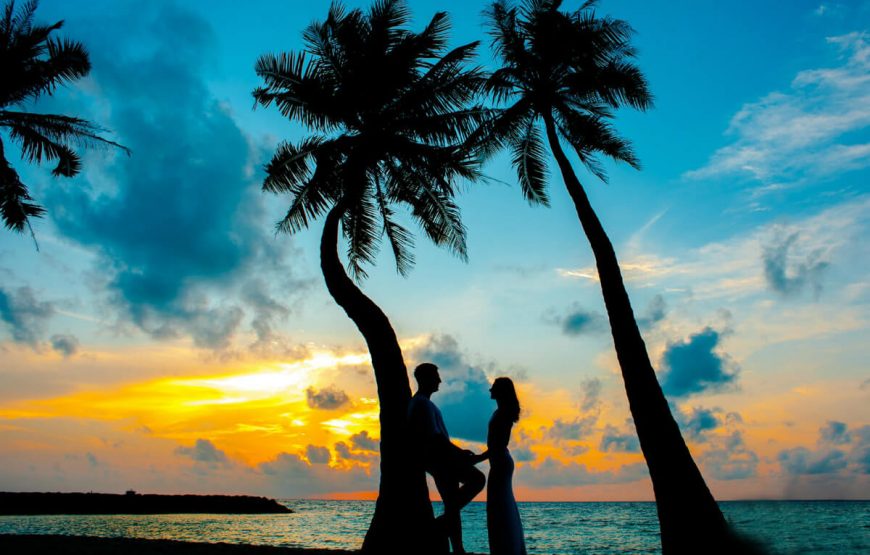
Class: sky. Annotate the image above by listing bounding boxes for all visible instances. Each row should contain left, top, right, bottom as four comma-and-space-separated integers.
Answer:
0, 0, 868, 501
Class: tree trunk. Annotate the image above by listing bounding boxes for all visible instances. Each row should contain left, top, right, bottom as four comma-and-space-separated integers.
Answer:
543, 116, 735, 553
319, 205, 439, 554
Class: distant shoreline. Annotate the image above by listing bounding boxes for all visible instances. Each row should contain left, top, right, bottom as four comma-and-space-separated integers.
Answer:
0, 492, 292, 515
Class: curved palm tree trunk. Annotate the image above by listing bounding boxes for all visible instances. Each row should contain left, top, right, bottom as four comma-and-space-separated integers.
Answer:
542, 117, 732, 553
320, 205, 439, 554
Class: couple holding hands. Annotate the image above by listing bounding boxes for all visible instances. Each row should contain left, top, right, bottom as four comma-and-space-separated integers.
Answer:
408, 363, 526, 555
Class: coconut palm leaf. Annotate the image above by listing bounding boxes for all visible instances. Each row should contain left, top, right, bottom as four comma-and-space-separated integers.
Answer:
0, 0, 127, 233
256, 0, 482, 279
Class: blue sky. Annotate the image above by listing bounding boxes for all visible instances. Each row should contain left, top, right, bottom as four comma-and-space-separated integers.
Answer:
0, 0, 867, 500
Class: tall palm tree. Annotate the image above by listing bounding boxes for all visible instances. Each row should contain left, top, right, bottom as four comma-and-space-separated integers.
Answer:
476, 1, 750, 552
253, 1, 484, 552
0, 0, 127, 237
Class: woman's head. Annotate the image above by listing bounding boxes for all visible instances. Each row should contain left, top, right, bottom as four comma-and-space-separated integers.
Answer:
490, 377, 520, 422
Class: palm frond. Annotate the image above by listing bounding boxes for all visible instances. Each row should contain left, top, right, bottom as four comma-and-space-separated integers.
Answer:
49, 143, 80, 177
481, 67, 521, 105
368, 0, 412, 51
565, 59, 652, 110
555, 107, 639, 182
374, 176, 414, 276
0, 111, 129, 153
511, 116, 549, 205
409, 182, 467, 261
393, 40, 483, 121
262, 137, 322, 193
0, 143, 43, 231
464, 98, 532, 160
486, 0, 529, 67
483, 0, 650, 192
257, 0, 484, 280
342, 188, 381, 281
387, 160, 467, 261
269, 139, 340, 235
34, 37, 91, 98
252, 51, 342, 131
0, 0, 125, 238
395, 8, 448, 63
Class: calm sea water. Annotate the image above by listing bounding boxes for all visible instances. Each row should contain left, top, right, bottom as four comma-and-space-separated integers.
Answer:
0, 500, 867, 554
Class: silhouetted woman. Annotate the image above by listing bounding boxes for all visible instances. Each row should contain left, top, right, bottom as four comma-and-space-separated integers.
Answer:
472, 377, 527, 555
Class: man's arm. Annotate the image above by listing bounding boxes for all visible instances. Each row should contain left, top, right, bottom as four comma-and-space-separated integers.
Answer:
409, 399, 467, 459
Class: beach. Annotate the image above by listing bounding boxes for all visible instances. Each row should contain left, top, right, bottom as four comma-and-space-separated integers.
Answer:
0, 535, 360, 555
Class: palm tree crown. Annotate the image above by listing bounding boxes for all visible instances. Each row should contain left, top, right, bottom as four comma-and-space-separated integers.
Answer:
478, 0, 651, 199
0, 0, 127, 233
254, 0, 486, 279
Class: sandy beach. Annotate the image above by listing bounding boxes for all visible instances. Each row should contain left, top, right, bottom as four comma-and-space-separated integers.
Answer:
0, 535, 359, 555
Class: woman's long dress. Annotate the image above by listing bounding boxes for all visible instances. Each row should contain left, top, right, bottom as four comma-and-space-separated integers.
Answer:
487, 410, 527, 555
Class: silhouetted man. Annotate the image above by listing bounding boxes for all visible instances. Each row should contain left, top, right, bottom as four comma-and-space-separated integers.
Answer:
408, 362, 485, 554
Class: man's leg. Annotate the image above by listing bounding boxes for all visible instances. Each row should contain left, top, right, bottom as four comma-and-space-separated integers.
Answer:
434, 463, 485, 553
455, 463, 485, 508
432, 471, 464, 553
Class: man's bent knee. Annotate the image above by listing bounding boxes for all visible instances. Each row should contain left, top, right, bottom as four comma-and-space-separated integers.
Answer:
467, 466, 485, 491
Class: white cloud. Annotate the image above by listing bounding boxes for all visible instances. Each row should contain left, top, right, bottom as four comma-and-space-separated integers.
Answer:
558, 196, 869, 302
685, 32, 870, 183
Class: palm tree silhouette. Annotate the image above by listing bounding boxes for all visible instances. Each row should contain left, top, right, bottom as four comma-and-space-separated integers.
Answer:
0, 0, 127, 239
476, 1, 742, 551
253, 1, 484, 551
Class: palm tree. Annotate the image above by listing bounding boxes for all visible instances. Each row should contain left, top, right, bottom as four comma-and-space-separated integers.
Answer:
253, 1, 484, 552
0, 0, 127, 238
476, 1, 748, 552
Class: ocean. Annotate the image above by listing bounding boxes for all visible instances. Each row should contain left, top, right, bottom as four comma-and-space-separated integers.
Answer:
0, 500, 867, 554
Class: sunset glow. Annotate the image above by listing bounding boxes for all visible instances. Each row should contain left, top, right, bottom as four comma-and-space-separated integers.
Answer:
0, 0, 867, 505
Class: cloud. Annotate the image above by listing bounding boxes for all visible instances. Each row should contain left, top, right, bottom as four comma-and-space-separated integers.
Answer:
259, 452, 373, 496
49, 334, 79, 357
599, 425, 641, 453
43, 3, 300, 351
685, 32, 870, 184
86, 452, 99, 468
243, 278, 304, 356
700, 431, 759, 480
637, 295, 667, 330
518, 458, 647, 488
778, 422, 870, 476
820, 421, 851, 445
175, 439, 229, 465
349, 430, 379, 452
544, 303, 607, 337
305, 386, 350, 410
410, 334, 495, 442
0, 287, 54, 347
334, 441, 377, 464
305, 445, 331, 464
681, 407, 721, 441
779, 447, 848, 475
556, 197, 868, 305
659, 327, 739, 398
579, 378, 602, 413
512, 446, 536, 462
850, 425, 870, 474
546, 416, 597, 441
762, 232, 830, 297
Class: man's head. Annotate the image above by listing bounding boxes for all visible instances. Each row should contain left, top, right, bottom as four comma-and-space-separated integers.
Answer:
414, 363, 441, 395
